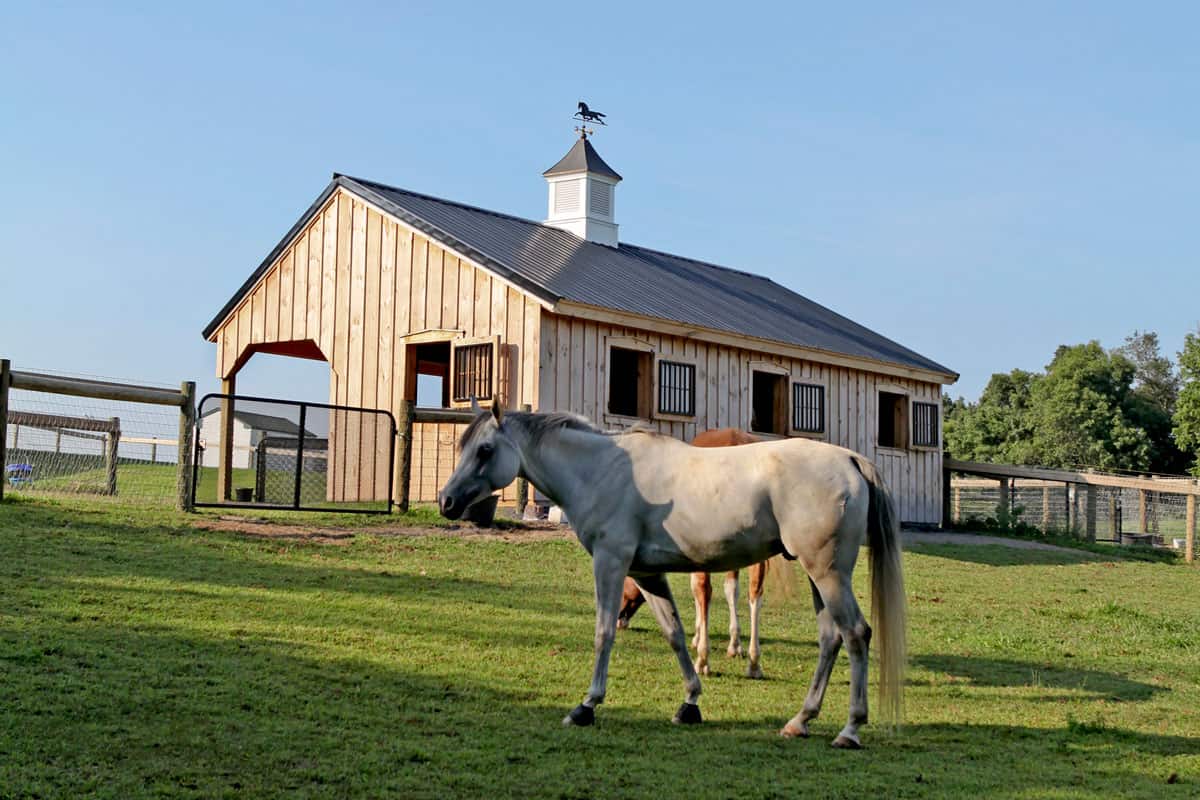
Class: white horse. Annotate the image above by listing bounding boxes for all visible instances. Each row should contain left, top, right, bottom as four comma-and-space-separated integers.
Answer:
439, 403, 906, 748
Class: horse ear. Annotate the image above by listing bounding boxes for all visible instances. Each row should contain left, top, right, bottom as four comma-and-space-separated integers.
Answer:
470, 396, 482, 414
492, 399, 504, 424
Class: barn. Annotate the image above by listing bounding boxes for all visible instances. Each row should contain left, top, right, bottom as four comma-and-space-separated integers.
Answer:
201, 133, 957, 523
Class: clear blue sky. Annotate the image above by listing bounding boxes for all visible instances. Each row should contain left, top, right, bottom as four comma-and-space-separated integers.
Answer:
3, 2, 1197, 406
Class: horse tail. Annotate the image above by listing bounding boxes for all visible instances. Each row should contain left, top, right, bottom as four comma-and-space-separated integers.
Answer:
853, 455, 906, 726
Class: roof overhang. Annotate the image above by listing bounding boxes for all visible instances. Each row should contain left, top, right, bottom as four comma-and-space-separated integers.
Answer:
552, 299, 960, 385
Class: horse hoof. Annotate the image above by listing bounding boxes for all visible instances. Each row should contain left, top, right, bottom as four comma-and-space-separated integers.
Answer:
616, 618, 629, 630
563, 704, 595, 727
697, 662, 710, 676
727, 645, 744, 658
746, 665, 764, 680
779, 723, 808, 739
832, 734, 862, 750
672, 703, 702, 725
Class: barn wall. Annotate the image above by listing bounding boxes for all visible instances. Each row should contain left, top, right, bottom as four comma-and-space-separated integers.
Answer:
536, 311, 945, 524
209, 189, 543, 504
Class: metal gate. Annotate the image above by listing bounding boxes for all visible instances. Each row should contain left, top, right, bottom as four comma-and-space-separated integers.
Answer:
192, 394, 396, 513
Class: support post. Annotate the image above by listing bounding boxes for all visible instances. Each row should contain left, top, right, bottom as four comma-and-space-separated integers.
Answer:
1041, 486, 1051, 532
1084, 485, 1097, 542
1139, 489, 1148, 533
396, 398, 413, 513
1066, 484, 1077, 535
1186, 494, 1195, 565
176, 381, 195, 512
517, 403, 532, 517
998, 477, 1010, 520
217, 376, 235, 502
0, 359, 9, 503
105, 418, 120, 496
953, 485, 961, 523
1109, 494, 1119, 542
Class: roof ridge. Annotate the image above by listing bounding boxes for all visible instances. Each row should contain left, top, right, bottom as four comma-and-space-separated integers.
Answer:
336, 173, 554, 231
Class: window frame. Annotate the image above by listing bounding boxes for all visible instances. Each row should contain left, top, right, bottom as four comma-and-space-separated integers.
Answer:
910, 399, 941, 450
790, 380, 827, 438
449, 335, 500, 408
876, 386, 910, 451
605, 336, 655, 423
653, 355, 698, 420
748, 361, 790, 437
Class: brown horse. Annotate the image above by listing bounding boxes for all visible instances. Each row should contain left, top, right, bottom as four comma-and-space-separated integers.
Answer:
616, 428, 769, 678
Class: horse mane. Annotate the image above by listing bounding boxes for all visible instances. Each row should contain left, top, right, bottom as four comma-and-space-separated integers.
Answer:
459, 410, 604, 450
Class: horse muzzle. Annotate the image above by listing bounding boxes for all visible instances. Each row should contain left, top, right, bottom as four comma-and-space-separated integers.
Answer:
438, 491, 465, 520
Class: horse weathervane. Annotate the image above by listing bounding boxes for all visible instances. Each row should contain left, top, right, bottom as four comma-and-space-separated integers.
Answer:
573, 100, 607, 139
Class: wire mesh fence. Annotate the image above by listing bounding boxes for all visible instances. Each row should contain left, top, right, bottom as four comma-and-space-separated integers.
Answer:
193, 394, 395, 513
950, 476, 1197, 549
4, 383, 184, 506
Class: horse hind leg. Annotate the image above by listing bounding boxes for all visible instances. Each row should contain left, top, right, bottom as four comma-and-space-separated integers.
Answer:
782, 574, 870, 748
724, 570, 744, 658
690, 572, 712, 675
745, 561, 766, 679
635, 573, 703, 724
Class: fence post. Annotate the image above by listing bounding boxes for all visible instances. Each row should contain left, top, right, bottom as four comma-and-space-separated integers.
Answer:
1066, 484, 1076, 535
998, 477, 1010, 520
176, 381, 195, 512
1138, 489, 1148, 533
106, 417, 120, 496
0, 359, 9, 503
953, 485, 961, 523
1108, 494, 1119, 542
1186, 495, 1195, 565
218, 377, 236, 501
1084, 485, 1097, 542
1041, 486, 1050, 532
516, 403, 532, 517
396, 399, 413, 513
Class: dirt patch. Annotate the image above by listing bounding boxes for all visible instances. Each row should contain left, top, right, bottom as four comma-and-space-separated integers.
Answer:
191, 515, 575, 546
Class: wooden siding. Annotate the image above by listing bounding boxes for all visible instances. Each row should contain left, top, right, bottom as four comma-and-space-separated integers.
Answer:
210, 188, 544, 504
536, 311, 944, 524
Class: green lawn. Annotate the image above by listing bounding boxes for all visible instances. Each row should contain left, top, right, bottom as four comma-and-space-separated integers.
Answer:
0, 495, 1197, 798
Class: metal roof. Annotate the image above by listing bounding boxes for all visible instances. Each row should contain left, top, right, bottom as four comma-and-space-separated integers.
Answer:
201, 407, 314, 437
203, 174, 955, 380
542, 136, 623, 181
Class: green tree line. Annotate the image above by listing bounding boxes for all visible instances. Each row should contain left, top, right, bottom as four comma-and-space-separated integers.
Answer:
944, 330, 1200, 476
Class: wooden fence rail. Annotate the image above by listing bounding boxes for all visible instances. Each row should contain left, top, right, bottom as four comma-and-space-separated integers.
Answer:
945, 458, 1196, 564
0, 359, 196, 511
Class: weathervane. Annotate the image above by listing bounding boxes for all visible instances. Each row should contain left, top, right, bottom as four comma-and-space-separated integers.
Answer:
573, 100, 607, 139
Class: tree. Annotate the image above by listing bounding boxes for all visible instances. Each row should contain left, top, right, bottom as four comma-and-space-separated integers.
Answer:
1173, 329, 1200, 476
1114, 331, 1186, 472
944, 370, 1039, 464
1025, 342, 1151, 471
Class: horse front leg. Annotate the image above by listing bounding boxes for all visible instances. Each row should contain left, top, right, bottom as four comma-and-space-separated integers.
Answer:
564, 544, 631, 727
634, 573, 703, 724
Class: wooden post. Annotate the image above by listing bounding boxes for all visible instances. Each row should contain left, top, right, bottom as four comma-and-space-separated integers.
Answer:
1070, 484, 1080, 534
396, 398, 413, 512
1109, 494, 1119, 542
0, 359, 9, 503
1186, 495, 1195, 565
998, 477, 1010, 520
176, 381, 195, 512
105, 417, 120, 496
1041, 486, 1051, 532
217, 376, 236, 502
1139, 489, 1148, 533
953, 485, 961, 523
1084, 485, 1097, 542
516, 403, 531, 517
55, 428, 62, 454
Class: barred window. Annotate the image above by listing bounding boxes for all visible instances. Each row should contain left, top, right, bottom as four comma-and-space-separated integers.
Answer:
792, 383, 825, 433
912, 401, 939, 447
658, 361, 695, 417
451, 343, 493, 403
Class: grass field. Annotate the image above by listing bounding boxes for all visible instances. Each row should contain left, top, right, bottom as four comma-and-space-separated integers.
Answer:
0, 495, 1197, 798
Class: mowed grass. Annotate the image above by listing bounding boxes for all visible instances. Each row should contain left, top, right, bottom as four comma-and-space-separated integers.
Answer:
0, 496, 1197, 799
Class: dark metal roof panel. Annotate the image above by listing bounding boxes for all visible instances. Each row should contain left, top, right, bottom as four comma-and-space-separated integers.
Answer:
203, 174, 955, 379
351, 178, 954, 377
542, 137, 622, 180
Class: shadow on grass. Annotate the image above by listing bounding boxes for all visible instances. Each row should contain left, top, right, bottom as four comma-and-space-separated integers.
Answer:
912, 654, 1166, 702
906, 542, 1103, 566
1, 619, 1195, 799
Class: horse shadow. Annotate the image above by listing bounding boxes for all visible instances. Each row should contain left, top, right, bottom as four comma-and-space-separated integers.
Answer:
911, 653, 1165, 702
905, 541, 1103, 566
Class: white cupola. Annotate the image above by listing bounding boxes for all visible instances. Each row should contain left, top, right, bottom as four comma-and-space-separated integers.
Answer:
543, 133, 622, 246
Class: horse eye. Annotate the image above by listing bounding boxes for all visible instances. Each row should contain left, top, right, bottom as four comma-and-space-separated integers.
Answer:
477, 443, 494, 460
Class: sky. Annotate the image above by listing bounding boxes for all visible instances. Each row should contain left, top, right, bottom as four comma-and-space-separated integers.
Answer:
2, 2, 1197, 407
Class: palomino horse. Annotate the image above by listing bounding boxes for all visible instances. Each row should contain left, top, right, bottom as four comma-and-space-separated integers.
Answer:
617, 428, 771, 679
439, 403, 905, 748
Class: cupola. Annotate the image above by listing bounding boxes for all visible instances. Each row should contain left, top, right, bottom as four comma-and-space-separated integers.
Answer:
543, 133, 622, 246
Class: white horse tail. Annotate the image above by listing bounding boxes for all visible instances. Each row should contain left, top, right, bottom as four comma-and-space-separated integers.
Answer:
853, 455, 907, 726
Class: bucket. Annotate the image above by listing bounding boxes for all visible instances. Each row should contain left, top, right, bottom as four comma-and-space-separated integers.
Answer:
234, 487, 254, 503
